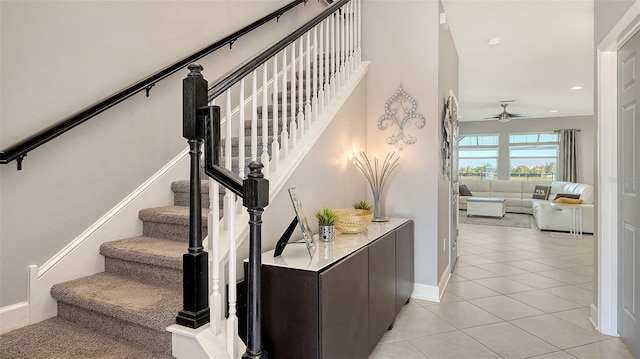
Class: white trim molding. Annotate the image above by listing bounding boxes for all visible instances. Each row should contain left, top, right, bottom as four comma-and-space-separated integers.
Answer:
411, 264, 451, 303
595, 0, 640, 337
0, 301, 29, 334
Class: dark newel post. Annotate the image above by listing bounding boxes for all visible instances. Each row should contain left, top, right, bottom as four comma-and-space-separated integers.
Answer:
243, 162, 269, 359
176, 63, 210, 329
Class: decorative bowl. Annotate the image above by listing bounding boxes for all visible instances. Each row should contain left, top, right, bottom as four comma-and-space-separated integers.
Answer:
334, 209, 374, 234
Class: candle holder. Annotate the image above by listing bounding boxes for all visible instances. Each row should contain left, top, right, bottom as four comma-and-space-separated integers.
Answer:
354, 151, 400, 222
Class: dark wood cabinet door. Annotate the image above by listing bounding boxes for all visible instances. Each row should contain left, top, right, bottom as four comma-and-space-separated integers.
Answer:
319, 248, 369, 359
262, 266, 320, 359
368, 232, 396, 353
395, 221, 414, 314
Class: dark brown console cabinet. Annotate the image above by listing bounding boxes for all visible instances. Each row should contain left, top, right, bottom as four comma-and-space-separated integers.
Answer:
258, 219, 413, 359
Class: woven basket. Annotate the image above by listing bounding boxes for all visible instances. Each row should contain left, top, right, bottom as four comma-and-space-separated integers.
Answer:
334, 209, 374, 234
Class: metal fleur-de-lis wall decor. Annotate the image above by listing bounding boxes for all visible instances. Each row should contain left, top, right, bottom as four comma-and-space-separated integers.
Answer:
378, 85, 426, 150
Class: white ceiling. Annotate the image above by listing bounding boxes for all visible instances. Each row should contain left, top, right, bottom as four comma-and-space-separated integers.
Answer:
441, 0, 594, 122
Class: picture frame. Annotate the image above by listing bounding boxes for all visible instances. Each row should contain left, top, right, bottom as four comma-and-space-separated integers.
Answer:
288, 187, 316, 258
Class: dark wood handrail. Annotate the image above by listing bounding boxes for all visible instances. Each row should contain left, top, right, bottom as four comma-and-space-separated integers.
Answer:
0, 0, 309, 170
208, 0, 351, 101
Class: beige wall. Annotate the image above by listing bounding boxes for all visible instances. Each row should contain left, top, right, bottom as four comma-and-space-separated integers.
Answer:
363, 0, 456, 291
437, 0, 460, 286
595, 0, 636, 46
460, 115, 595, 185
0, 1, 324, 307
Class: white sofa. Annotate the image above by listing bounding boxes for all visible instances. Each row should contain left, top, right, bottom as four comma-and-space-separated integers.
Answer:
459, 180, 594, 233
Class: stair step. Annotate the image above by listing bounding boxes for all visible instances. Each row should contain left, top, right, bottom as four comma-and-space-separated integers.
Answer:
51, 272, 180, 355
0, 316, 172, 359
100, 236, 184, 291
139, 206, 208, 241
171, 180, 210, 208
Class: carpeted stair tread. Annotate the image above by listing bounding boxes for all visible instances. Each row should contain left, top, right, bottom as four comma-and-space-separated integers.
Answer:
0, 316, 172, 359
170, 179, 209, 195
139, 205, 208, 226
100, 236, 183, 270
51, 272, 180, 332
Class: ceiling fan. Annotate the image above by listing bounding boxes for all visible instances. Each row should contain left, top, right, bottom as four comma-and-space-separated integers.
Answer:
486, 102, 526, 123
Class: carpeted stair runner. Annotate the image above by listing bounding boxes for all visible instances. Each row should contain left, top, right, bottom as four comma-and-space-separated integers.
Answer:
0, 71, 307, 358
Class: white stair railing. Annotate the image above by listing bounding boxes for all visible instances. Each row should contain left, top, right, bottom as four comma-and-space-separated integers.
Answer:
203, 1, 362, 356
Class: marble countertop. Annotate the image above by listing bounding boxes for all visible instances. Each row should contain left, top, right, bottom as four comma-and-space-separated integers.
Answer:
259, 218, 410, 272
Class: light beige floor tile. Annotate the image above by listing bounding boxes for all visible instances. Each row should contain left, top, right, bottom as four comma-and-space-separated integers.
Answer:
377, 328, 404, 344
473, 277, 536, 294
564, 265, 594, 276
455, 266, 500, 280
544, 285, 594, 306
505, 259, 557, 272
511, 314, 606, 349
536, 269, 592, 284
458, 254, 497, 266
530, 257, 585, 269
506, 272, 568, 289
551, 307, 600, 332
393, 303, 457, 339
369, 340, 428, 359
463, 322, 559, 359
425, 301, 503, 329
508, 290, 584, 313
469, 295, 544, 320
448, 273, 468, 283
575, 281, 594, 291
479, 251, 532, 262
565, 338, 636, 359
528, 351, 579, 358
409, 330, 501, 359
475, 263, 529, 276
445, 281, 502, 300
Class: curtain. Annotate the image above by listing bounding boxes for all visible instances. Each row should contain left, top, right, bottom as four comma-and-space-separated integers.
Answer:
558, 129, 578, 182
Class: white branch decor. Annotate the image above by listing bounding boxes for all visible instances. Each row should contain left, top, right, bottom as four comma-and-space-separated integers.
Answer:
354, 151, 400, 222
378, 85, 426, 150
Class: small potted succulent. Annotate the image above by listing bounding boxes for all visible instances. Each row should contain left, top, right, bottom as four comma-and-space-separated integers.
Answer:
315, 207, 338, 242
353, 200, 372, 211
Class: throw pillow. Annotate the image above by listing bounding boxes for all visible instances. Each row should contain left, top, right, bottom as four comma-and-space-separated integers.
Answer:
459, 184, 473, 196
553, 197, 583, 204
554, 193, 581, 200
532, 185, 551, 200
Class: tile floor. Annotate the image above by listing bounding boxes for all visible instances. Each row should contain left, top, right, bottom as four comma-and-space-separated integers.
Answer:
370, 220, 636, 359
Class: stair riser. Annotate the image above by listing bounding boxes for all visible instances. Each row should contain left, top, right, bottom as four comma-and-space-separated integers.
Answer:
57, 302, 172, 355
174, 192, 210, 208
104, 258, 182, 292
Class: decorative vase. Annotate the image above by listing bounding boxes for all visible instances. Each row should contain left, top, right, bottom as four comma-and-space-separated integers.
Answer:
319, 225, 335, 242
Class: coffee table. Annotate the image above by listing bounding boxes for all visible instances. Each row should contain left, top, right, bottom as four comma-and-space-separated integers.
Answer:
467, 197, 506, 218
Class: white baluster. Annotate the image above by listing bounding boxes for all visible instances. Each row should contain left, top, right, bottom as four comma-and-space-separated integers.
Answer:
357, 0, 362, 64
209, 180, 221, 334
298, 35, 305, 137
330, 13, 337, 100
261, 63, 270, 176
345, 1, 351, 79
340, 3, 346, 87
272, 52, 280, 170
290, 41, 298, 147
226, 195, 238, 358
282, 46, 290, 159
251, 71, 258, 162
224, 90, 233, 230
304, 32, 312, 127
325, 16, 331, 105
312, 27, 319, 122
319, 21, 325, 113
238, 79, 246, 180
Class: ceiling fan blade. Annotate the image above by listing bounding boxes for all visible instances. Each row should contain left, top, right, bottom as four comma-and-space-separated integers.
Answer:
509, 113, 527, 118
485, 115, 500, 119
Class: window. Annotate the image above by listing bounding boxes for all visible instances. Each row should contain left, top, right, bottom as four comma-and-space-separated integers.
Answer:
509, 132, 558, 181
459, 134, 499, 180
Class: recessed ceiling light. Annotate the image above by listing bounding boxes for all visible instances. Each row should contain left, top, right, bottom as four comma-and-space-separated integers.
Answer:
571, 85, 583, 90
488, 37, 500, 46
550, 110, 558, 113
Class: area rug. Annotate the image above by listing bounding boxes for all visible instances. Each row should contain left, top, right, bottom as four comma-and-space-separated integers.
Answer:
459, 210, 532, 228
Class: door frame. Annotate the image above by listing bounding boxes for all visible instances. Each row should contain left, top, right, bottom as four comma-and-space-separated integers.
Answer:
596, 0, 640, 336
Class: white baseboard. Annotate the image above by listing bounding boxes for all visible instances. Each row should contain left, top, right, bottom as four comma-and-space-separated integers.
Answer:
27, 148, 190, 326
589, 303, 599, 331
411, 265, 451, 303
0, 301, 29, 334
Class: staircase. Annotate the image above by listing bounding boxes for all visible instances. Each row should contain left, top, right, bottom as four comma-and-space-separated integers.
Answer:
1, 1, 365, 357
